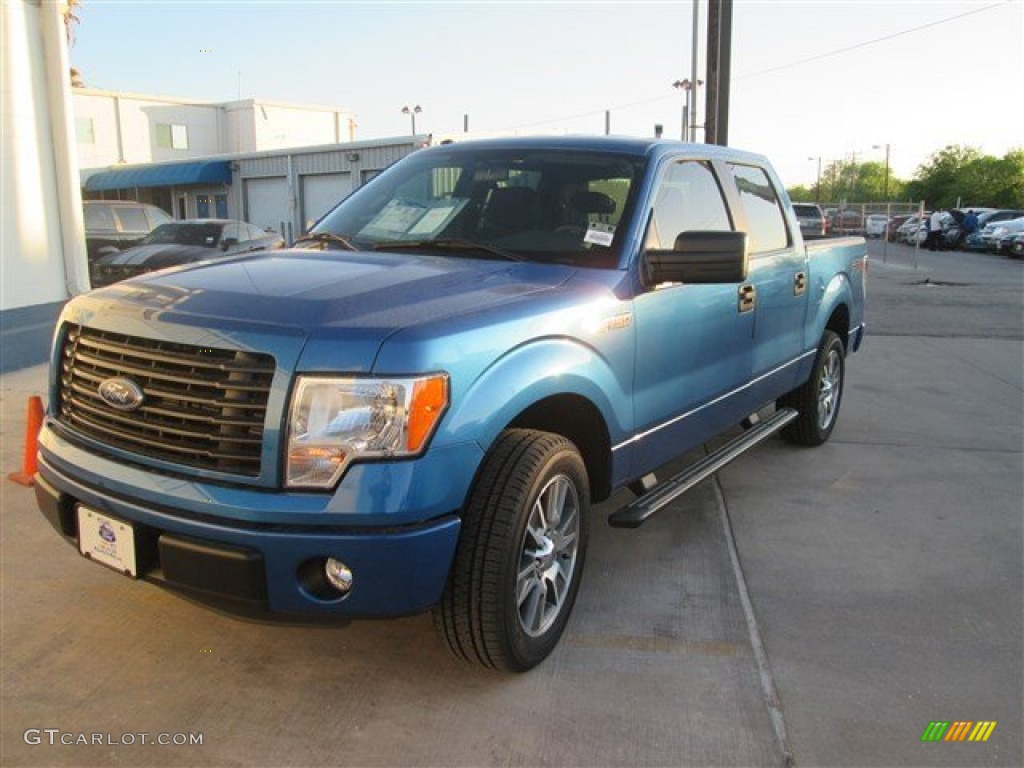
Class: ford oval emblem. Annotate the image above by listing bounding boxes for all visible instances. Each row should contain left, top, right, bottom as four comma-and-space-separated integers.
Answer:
98, 521, 117, 543
98, 377, 145, 412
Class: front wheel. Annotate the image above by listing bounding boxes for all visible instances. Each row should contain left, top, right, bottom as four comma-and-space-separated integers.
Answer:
433, 429, 590, 672
778, 331, 846, 446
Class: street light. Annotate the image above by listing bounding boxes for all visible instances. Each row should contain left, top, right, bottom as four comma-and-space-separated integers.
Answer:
401, 105, 422, 136
672, 79, 703, 141
872, 143, 891, 201
808, 156, 822, 203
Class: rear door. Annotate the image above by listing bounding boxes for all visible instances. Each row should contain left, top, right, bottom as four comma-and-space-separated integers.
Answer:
723, 162, 809, 402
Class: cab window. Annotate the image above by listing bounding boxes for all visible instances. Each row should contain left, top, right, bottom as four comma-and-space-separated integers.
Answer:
726, 163, 789, 253
646, 160, 732, 250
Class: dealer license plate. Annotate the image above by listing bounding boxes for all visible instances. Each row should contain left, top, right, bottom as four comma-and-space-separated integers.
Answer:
77, 507, 137, 577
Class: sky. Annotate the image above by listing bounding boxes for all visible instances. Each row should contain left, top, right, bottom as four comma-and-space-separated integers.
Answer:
66, 0, 1023, 190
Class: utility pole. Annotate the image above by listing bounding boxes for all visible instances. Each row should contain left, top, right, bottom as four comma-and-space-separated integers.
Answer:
704, 0, 733, 146
690, 0, 700, 141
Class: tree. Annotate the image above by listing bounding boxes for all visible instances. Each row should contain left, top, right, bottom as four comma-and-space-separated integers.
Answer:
791, 159, 905, 205
905, 145, 1023, 208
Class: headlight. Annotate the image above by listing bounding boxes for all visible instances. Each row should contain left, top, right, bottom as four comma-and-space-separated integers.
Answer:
286, 374, 448, 488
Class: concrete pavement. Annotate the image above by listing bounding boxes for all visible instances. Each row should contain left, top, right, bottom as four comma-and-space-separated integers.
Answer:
1, 240, 1020, 766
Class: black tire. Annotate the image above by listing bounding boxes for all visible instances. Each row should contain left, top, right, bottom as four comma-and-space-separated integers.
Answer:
433, 429, 590, 672
778, 331, 846, 446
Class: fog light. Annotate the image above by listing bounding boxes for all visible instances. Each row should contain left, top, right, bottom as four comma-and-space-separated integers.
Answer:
324, 558, 353, 594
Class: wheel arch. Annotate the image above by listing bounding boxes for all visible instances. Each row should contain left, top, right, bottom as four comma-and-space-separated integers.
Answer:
506, 394, 613, 503
825, 301, 850, 353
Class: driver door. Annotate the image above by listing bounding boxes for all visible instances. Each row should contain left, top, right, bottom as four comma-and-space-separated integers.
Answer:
629, 159, 756, 477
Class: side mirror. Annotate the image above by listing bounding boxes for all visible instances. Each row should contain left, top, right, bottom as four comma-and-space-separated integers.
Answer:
644, 230, 748, 285
221, 237, 239, 251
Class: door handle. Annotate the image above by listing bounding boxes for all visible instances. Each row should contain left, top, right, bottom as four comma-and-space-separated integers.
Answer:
794, 271, 807, 296
738, 284, 756, 313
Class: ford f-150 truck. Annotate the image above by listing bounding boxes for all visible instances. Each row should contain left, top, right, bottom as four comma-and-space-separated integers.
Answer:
35, 137, 866, 672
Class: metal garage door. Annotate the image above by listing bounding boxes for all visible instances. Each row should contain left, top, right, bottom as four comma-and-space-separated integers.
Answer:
302, 173, 352, 231
245, 177, 291, 242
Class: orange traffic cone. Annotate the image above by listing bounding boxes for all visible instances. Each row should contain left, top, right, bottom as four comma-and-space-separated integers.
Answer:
8, 395, 45, 487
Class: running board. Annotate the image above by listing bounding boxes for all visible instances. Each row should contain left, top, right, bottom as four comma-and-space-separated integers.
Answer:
608, 407, 799, 529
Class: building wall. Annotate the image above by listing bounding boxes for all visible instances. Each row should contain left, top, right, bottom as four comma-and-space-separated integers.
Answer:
235, 138, 422, 243
74, 89, 224, 167
75, 90, 356, 169
226, 100, 354, 153
2, 0, 88, 372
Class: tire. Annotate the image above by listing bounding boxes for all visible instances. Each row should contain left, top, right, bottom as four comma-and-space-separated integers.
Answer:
433, 429, 590, 672
777, 331, 845, 446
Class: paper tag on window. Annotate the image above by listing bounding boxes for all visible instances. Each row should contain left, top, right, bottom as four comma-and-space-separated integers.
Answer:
584, 222, 615, 247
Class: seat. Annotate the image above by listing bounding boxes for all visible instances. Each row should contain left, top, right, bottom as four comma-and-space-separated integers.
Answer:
479, 186, 539, 236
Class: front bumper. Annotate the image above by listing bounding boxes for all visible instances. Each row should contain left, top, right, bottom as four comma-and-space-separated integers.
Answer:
35, 456, 462, 619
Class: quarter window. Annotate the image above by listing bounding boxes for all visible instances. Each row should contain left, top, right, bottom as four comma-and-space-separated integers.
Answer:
84, 204, 115, 231
647, 161, 732, 250
113, 207, 149, 232
727, 163, 789, 253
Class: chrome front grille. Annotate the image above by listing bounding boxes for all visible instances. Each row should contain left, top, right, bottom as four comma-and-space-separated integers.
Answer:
57, 325, 276, 477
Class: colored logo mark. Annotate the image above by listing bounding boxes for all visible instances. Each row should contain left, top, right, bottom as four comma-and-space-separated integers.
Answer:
921, 721, 997, 742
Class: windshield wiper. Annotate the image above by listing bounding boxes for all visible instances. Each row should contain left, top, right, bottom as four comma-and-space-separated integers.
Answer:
293, 232, 359, 251
371, 238, 522, 262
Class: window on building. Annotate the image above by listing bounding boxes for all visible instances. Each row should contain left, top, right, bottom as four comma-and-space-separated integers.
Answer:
76, 117, 95, 145
156, 123, 189, 150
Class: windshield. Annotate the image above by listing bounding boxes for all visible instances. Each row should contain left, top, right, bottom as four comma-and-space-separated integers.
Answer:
143, 222, 223, 247
312, 146, 647, 268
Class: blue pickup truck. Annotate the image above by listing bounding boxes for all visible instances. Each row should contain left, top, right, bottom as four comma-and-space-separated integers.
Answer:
36, 137, 866, 672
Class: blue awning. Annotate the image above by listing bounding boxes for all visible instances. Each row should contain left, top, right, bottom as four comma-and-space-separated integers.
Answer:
84, 160, 232, 191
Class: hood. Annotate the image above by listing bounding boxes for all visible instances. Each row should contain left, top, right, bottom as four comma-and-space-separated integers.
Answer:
89, 249, 576, 371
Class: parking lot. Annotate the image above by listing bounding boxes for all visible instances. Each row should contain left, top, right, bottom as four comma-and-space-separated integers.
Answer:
1, 239, 1021, 767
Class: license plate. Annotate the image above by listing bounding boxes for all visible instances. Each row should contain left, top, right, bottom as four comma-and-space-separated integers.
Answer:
77, 507, 138, 577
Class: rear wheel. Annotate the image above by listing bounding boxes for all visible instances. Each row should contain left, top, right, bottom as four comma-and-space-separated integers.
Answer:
433, 429, 589, 672
778, 331, 845, 446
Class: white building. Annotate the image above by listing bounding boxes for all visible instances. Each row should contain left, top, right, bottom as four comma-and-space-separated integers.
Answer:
1, 0, 88, 372
73, 88, 357, 169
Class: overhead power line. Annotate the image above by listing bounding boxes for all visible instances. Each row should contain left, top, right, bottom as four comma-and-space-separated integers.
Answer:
494, 0, 1009, 134
736, 1, 1009, 81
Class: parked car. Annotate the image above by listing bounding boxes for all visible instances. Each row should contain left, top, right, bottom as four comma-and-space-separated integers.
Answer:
792, 203, 826, 238
896, 214, 928, 244
988, 217, 1024, 254
865, 214, 889, 238
886, 215, 911, 242
963, 210, 1024, 251
90, 219, 285, 287
1008, 232, 1024, 259
830, 209, 863, 234
83, 200, 173, 263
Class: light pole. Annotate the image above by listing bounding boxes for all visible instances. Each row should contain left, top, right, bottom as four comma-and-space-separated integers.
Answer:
672, 79, 703, 141
401, 105, 422, 136
808, 156, 822, 203
872, 143, 891, 201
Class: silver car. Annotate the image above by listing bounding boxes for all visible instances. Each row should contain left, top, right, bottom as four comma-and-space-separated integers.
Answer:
792, 203, 826, 238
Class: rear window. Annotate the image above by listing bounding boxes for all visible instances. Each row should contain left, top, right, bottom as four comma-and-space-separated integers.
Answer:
792, 204, 821, 218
